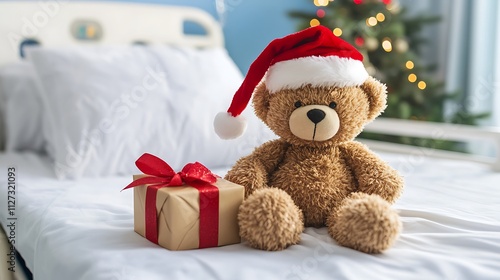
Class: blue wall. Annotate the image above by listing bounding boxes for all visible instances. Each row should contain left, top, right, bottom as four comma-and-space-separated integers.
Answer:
109, 0, 314, 74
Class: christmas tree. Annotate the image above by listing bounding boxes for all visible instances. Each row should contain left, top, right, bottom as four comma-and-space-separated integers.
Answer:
290, 0, 488, 151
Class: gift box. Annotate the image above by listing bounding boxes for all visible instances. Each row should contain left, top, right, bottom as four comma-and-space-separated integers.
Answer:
124, 153, 244, 250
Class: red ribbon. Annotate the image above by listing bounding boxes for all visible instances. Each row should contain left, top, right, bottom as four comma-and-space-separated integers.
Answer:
123, 153, 219, 248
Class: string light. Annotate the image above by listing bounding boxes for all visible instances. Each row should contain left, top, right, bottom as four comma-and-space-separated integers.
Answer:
365, 37, 378, 50
316, 9, 326, 18
355, 36, 365, 46
376, 13, 386, 22
366, 17, 378, 27
333, 28, 343, 37
310, 18, 320, 27
382, 38, 392, 52
405, 60, 414, 70
418, 81, 427, 90
395, 39, 409, 52
314, 0, 329, 6
408, 74, 417, 83
387, 2, 401, 13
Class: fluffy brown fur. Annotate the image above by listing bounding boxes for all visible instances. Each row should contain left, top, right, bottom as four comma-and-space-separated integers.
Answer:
226, 77, 404, 253
327, 192, 402, 253
238, 188, 304, 251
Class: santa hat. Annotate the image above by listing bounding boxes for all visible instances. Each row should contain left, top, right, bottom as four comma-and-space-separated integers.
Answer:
214, 25, 369, 139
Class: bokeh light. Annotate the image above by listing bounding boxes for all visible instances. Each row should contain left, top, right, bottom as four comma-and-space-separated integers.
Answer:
376, 13, 386, 22
418, 81, 427, 90
310, 18, 320, 27
366, 17, 378, 26
405, 60, 414, 70
382, 38, 392, 52
316, 9, 326, 18
333, 28, 343, 37
314, 0, 329, 6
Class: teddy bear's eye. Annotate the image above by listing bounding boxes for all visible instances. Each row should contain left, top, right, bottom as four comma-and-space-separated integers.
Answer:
294, 101, 303, 108
329, 102, 337, 109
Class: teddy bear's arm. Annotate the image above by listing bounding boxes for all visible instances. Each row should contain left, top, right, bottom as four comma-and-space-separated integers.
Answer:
224, 139, 289, 197
339, 141, 404, 203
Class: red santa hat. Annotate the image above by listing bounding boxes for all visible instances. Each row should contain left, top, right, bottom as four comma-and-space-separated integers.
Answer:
214, 25, 368, 139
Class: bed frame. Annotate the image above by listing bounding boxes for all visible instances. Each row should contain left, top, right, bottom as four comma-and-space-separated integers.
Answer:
363, 118, 500, 171
0, 1, 223, 65
0, 1, 499, 173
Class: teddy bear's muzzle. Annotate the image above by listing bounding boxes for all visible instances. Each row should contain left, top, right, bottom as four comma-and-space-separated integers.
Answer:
289, 105, 340, 141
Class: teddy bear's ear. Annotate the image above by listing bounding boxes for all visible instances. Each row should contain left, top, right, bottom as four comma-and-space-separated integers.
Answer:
360, 76, 388, 121
252, 82, 271, 121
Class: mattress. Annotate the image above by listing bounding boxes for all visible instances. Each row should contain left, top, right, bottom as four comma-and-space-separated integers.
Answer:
0, 151, 499, 280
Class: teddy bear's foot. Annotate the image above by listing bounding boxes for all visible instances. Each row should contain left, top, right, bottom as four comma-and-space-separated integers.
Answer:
238, 188, 304, 251
328, 192, 401, 254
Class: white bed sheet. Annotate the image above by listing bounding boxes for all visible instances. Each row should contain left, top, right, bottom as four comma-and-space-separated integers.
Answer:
0, 151, 499, 280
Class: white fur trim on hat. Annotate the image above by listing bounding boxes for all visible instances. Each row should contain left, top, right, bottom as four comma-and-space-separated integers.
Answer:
265, 56, 369, 93
214, 112, 247, 139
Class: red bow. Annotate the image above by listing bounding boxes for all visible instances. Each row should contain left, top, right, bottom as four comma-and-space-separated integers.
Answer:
124, 153, 219, 247
123, 153, 217, 191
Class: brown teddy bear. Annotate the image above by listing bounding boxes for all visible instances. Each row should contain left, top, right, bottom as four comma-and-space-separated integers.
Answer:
214, 26, 404, 254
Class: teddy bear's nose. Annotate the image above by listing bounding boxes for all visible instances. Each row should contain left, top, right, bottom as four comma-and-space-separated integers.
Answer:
307, 109, 326, 124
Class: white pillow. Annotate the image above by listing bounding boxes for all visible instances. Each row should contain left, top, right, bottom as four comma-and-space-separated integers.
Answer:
147, 46, 275, 168
0, 61, 45, 152
28, 45, 274, 179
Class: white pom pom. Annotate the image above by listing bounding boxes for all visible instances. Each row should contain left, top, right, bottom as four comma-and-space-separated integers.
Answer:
214, 112, 247, 139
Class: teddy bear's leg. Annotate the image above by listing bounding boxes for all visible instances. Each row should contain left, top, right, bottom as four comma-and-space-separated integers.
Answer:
238, 188, 304, 251
327, 192, 401, 254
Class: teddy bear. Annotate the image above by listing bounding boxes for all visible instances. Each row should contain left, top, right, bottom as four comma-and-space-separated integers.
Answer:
214, 25, 404, 254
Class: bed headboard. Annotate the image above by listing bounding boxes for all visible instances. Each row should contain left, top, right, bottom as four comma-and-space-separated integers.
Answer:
0, 1, 224, 66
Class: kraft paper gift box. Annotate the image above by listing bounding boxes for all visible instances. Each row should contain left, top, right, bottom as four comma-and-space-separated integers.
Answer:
128, 157, 244, 250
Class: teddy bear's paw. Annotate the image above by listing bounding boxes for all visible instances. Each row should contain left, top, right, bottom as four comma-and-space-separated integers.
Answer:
328, 193, 401, 254
238, 188, 304, 251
